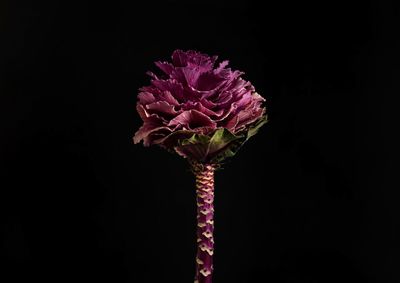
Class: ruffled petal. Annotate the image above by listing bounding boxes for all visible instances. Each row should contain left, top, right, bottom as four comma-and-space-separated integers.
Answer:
146, 101, 179, 117
155, 61, 175, 75
168, 110, 217, 129
171, 67, 202, 87
172, 50, 217, 70
137, 91, 157, 105
151, 79, 185, 101
160, 91, 179, 106
195, 71, 226, 91
182, 101, 223, 117
235, 103, 265, 131
133, 114, 171, 146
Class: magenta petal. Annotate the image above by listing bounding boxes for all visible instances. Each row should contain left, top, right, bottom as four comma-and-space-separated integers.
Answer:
151, 79, 185, 101
196, 71, 225, 91
133, 113, 171, 146
234, 92, 253, 108
182, 101, 223, 117
168, 110, 216, 130
137, 105, 168, 124
136, 104, 150, 121
214, 103, 237, 122
215, 60, 229, 73
155, 61, 175, 75
181, 67, 202, 86
172, 50, 217, 70
236, 106, 265, 130
214, 92, 233, 108
134, 124, 171, 146
171, 50, 188, 67
137, 92, 157, 105
146, 101, 179, 116
160, 91, 179, 106
146, 71, 159, 80
199, 98, 216, 109
224, 116, 239, 131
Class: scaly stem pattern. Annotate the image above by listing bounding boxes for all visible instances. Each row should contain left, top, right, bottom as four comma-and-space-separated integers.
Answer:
192, 162, 215, 283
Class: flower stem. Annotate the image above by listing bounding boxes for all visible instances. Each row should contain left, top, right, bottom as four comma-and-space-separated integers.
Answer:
192, 162, 215, 283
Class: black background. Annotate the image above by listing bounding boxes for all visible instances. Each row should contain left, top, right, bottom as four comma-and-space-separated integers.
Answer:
1, 0, 400, 282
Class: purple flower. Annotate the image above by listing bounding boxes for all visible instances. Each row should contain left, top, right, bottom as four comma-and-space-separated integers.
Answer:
133, 50, 267, 163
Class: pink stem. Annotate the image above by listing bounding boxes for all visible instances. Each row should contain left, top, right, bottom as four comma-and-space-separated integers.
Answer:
193, 163, 215, 283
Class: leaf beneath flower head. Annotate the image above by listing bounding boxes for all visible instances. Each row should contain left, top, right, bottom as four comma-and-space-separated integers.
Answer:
173, 128, 243, 163
174, 133, 210, 161
182, 133, 210, 146
211, 138, 244, 164
246, 114, 268, 141
172, 116, 268, 163
211, 114, 268, 163
206, 128, 242, 160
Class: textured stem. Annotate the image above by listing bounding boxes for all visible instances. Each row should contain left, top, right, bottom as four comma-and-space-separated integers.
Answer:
192, 163, 215, 283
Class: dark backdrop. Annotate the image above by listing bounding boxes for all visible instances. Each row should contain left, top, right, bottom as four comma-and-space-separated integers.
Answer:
1, 0, 400, 282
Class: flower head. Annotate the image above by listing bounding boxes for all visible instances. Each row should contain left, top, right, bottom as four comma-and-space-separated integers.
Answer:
134, 50, 267, 163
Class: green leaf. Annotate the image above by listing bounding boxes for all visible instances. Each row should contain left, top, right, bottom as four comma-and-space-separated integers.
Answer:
211, 138, 244, 164
172, 115, 268, 163
182, 133, 210, 145
207, 128, 241, 157
246, 114, 268, 141
211, 115, 268, 163
174, 133, 210, 162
